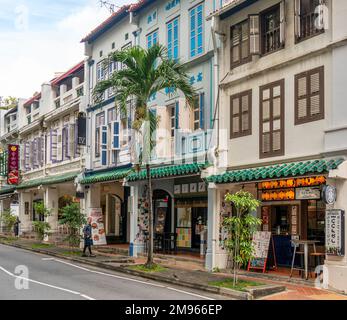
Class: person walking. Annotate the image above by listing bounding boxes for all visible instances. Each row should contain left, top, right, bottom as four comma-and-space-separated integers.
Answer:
82, 217, 95, 257
14, 216, 21, 237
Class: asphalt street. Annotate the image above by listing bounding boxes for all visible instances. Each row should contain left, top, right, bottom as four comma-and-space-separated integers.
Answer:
0, 244, 227, 300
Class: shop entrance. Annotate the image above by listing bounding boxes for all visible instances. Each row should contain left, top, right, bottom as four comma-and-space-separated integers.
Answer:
191, 207, 208, 249
153, 189, 172, 234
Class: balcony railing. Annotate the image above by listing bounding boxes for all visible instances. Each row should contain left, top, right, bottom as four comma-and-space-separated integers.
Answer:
300, 12, 322, 40
262, 26, 281, 54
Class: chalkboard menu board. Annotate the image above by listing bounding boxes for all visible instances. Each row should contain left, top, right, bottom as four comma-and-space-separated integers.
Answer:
248, 231, 276, 273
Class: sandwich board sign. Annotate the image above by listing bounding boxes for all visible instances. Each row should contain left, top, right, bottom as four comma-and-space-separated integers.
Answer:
248, 231, 277, 273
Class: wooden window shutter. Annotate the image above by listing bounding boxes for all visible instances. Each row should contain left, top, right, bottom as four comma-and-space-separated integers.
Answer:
260, 80, 284, 158
231, 26, 241, 64
280, 0, 286, 46
310, 71, 321, 116
50, 129, 58, 163
241, 94, 249, 131
241, 22, 249, 60
57, 130, 63, 162
249, 15, 260, 55
230, 90, 252, 139
294, 0, 301, 39
69, 124, 75, 158
295, 66, 324, 124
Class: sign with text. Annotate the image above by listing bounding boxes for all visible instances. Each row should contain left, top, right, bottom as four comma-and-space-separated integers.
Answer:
295, 187, 321, 200
87, 208, 107, 245
7, 144, 19, 185
77, 113, 87, 146
326, 209, 345, 256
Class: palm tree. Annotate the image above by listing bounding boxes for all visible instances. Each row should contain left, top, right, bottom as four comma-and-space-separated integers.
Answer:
93, 44, 196, 267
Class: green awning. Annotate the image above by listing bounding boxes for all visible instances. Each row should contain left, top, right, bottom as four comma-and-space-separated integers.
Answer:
127, 162, 211, 181
0, 186, 15, 195
206, 158, 345, 184
17, 171, 79, 190
80, 167, 132, 184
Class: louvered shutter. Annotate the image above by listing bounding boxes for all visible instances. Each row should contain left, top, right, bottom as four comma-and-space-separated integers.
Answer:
50, 129, 58, 163
113, 121, 120, 150
57, 130, 63, 162
175, 101, 179, 129
297, 75, 307, 119
24, 142, 30, 171
101, 126, 107, 165
232, 96, 240, 134
20, 143, 25, 172
199, 93, 205, 129
241, 22, 249, 60
294, 0, 301, 39
310, 71, 321, 116
280, 0, 286, 46
241, 94, 249, 132
69, 124, 75, 158
74, 122, 80, 157
231, 26, 240, 64
30, 140, 36, 168
249, 15, 260, 55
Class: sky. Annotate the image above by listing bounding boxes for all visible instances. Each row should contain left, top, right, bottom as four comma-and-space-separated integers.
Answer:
0, 0, 133, 99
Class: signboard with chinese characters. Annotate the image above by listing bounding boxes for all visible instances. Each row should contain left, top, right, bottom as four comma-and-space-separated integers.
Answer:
7, 144, 19, 185
326, 209, 345, 256
87, 208, 107, 245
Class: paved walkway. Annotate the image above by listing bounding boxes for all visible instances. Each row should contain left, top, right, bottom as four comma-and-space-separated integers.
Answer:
1, 236, 347, 300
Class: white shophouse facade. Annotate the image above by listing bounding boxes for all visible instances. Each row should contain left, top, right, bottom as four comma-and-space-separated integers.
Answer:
207, 0, 347, 293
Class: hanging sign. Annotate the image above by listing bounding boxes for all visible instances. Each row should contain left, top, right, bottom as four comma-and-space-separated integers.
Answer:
322, 185, 337, 205
77, 112, 87, 146
326, 209, 345, 256
7, 144, 19, 185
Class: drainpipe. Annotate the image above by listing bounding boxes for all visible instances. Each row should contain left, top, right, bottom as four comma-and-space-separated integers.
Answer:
211, 16, 220, 171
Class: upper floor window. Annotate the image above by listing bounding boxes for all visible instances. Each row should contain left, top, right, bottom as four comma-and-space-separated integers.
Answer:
295, 0, 325, 42
167, 17, 179, 60
230, 20, 250, 68
230, 90, 252, 139
295, 66, 324, 124
96, 60, 106, 83
169, 104, 176, 138
193, 93, 205, 131
189, 3, 204, 58
261, 3, 285, 55
95, 112, 105, 158
260, 79, 285, 158
147, 29, 159, 49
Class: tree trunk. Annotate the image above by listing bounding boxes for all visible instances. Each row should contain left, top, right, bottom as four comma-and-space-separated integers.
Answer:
145, 164, 154, 267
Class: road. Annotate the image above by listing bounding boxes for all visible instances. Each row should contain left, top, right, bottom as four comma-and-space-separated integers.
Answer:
0, 244, 227, 300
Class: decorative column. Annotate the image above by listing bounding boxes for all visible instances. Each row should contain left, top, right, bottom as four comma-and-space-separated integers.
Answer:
206, 182, 217, 271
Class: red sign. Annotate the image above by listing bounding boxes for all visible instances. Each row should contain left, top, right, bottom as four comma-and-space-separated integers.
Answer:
7, 144, 19, 185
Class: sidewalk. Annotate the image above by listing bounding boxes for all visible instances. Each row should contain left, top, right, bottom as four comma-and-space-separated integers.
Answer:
1, 236, 346, 300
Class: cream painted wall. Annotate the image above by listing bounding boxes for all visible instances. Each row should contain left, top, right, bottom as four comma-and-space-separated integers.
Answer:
217, 0, 346, 168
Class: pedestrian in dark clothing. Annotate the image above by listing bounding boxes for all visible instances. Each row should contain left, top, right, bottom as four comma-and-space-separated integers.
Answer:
14, 217, 21, 237
82, 217, 95, 257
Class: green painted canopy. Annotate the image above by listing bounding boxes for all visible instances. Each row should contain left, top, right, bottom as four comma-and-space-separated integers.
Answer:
0, 186, 15, 195
17, 171, 79, 190
127, 163, 210, 181
206, 158, 345, 184
80, 167, 132, 185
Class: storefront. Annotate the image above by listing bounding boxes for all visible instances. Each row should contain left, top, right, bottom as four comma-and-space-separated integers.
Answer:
79, 167, 132, 245
174, 177, 208, 253
205, 158, 346, 275
127, 162, 210, 258
258, 175, 327, 267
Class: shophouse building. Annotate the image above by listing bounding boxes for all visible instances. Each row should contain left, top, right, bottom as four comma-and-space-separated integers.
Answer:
207, 0, 347, 292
